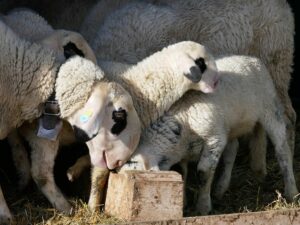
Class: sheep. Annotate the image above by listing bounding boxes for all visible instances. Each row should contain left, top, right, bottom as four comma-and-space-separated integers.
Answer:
87, 0, 295, 177
3, 7, 98, 189
120, 55, 298, 215
71, 54, 299, 215
0, 19, 59, 223
68, 41, 220, 211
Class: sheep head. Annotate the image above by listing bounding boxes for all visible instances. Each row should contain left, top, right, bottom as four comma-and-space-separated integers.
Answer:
166, 41, 219, 93
66, 82, 141, 170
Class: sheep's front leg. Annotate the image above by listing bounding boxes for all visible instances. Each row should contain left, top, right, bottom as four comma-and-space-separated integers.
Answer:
7, 130, 31, 190
0, 186, 12, 225
213, 139, 238, 200
67, 154, 91, 182
179, 160, 189, 208
28, 137, 72, 213
196, 136, 226, 215
88, 167, 109, 212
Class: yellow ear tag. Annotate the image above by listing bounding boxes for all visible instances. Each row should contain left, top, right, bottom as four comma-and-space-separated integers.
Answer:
80, 110, 93, 123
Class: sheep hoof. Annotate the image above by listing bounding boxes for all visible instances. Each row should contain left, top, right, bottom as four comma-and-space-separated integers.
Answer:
17, 175, 31, 191
66, 167, 77, 182
213, 188, 226, 201
285, 189, 299, 203
56, 202, 73, 215
196, 195, 212, 216
252, 169, 267, 183
88, 201, 99, 213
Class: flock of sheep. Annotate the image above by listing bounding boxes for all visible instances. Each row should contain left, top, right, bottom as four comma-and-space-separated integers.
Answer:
0, 0, 297, 223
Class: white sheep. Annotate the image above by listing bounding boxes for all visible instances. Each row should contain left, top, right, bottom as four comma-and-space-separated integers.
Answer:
87, 0, 295, 177
119, 55, 298, 215
67, 41, 220, 211
70, 54, 299, 215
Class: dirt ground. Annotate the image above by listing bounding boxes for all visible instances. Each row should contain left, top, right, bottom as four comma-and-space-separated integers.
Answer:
1, 104, 300, 224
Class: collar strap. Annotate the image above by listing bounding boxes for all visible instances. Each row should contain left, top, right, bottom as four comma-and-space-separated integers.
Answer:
37, 72, 62, 140
43, 96, 61, 117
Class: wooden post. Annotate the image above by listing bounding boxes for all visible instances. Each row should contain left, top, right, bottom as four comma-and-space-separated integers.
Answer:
105, 170, 183, 221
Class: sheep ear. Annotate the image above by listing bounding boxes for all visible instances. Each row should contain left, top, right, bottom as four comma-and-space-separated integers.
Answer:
63, 42, 85, 59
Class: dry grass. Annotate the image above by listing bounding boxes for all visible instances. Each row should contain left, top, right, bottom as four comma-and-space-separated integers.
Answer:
9, 197, 122, 225
1, 107, 300, 224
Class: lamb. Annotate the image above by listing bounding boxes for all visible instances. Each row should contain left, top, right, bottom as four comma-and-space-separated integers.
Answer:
119, 55, 298, 215
71, 54, 299, 215
0, 18, 138, 223
86, 0, 295, 177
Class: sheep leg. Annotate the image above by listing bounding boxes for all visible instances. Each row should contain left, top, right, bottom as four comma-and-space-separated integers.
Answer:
0, 186, 12, 225
179, 160, 189, 208
249, 123, 267, 182
88, 167, 109, 212
67, 154, 91, 182
28, 137, 72, 214
257, 23, 296, 155
274, 89, 295, 156
261, 108, 298, 201
196, 136, 227, 215
7, 130, 31, 190
213, 139, 238, 200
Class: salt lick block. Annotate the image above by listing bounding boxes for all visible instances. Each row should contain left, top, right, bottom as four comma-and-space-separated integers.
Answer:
105, 170, 183, 221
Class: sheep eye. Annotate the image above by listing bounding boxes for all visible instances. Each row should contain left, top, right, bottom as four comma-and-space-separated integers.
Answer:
111, 108, 127, 135
195, 57, 207, 73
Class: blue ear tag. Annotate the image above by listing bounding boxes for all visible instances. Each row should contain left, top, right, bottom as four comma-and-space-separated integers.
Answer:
80, 110, 93, 123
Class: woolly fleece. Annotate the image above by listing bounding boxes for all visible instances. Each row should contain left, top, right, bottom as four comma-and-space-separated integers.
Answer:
56, 56, 105, 118
0, 19, 58, 139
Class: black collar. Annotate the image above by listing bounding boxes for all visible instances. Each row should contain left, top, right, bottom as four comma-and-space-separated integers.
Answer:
36, 71, 63, 140
43, 92, 61, 119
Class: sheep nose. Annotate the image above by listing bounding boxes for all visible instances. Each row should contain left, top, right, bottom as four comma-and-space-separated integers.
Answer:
73, 126, 92, 142
184, 66, 202, 83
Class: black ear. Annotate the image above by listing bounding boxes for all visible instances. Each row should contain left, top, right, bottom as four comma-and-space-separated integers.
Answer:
195, 57, 207, 73
111, 108, 127, 135
63, 42, 85, 59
